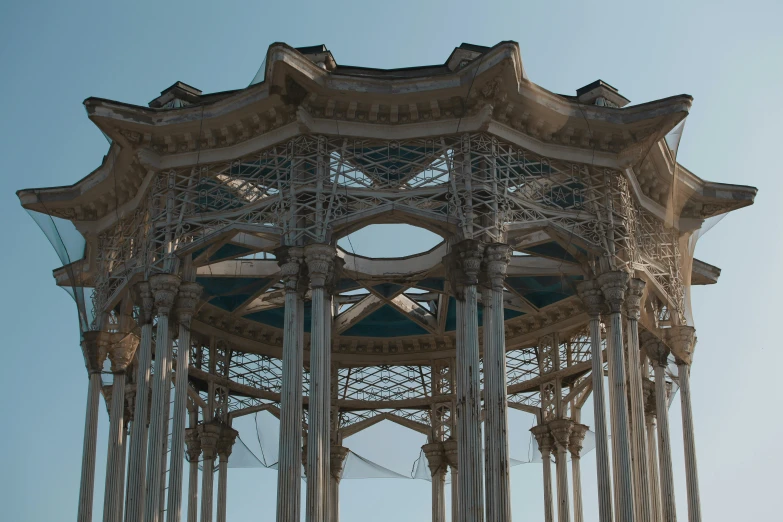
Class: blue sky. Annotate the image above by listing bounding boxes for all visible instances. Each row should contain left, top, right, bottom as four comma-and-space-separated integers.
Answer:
1, 1, 781, 521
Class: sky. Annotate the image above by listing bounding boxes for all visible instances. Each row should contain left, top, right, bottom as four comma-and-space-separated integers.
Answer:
1, 1, 781, 521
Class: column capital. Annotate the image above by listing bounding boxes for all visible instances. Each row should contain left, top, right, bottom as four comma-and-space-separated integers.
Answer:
81, 331, 110, 374
568, 423, 589, 458
107, 332, 140, 373
185, 427, 202, 462
442, 437, 458, 469
276, 246, 306, 293
443, 239, 484, 296
149, 273, 181, 316
624, 277, 646, 320
176, 282, 203, 324
575, 279, 605, 318
483, 243, 512, 290
304, 243, 338, 289
643, 379, 657, 418
531, 424, 554, 455
596, 270, 629, 313
422, 442, 447, 475
664, 325, 697, 366
217, 425, 239, 459
640, 330, 670, 367
198, 421, 225, 460
330, 445, 350, 481
548, 418, 574, 451
135, 281, 155, 325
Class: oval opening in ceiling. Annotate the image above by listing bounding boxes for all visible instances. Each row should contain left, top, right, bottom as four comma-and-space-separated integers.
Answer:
337, 223, 443, 259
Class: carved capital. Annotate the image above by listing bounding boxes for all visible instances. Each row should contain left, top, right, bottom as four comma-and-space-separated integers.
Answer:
575, 279, 605, 318
422, 442, 447, 475
442, 437, 458, 469
304, 244, 337, 289
568, 423, 589, 457
530, 424, 554, 455
197, 421, 224, 460
624, 278, 646, 320
176, 282, 203, 324
330, 445, 350, 481
185, 427, 202, 462
444, 239, 484, 297
597, 271, 629, 313
107, 332, 140, 373
640, 330, 669, 367
643, 379, 656, 417
81, 331, 110, 374
217, 425, 239, 458
664, 326, 697, 366
548, 418, 574, 451
276, 246, 306, 292
135, 282, 155, 325
483, 243, 512, 290
149, 273, 181, 316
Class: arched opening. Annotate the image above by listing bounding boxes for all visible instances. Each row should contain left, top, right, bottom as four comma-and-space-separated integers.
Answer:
337, 223, 443, 259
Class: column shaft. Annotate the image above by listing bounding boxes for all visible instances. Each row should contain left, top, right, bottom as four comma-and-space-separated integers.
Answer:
276, 284, 304, 522
451, 467, 459, 522
543, 451, 554, 522
104, 373, 127, 522
432, 469, 446, 522
126, 321, 153, 522
217, 455, 229, 522
456, 285, 484, 522
571, 456, 583, 522
678, 363, 701, 522
145, 314, 173, 522
654, 365, 677, 522
200, 459, 215, 522
78, 372, 102, 522
186, 408, 199, 522
555, 447, 571, 522
646, 416, 662, 522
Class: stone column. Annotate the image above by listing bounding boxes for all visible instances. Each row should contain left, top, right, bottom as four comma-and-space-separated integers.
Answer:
443, 438, 458, 522
328, 445, 349, 522
216, 425, 238, 522
78, 332, 109, 522
531, 425, 555, 522
276, 247, 306, 522
423, 443, 447, 522
550, 419, 573, 522
184, 420, 201, 522
104, 333, 139, 522
125, 283, 154, 522
625, 279, 652, 522
145, 273, 180, 522
666, 327, 701, 522
575, 280, 613, 522
305, 244, 337, 522
166, 282, 202, 522
597, 271, 636, 522
446, 240, 485, 522
643, 381, 662, 522
198, 421, 222, 522
641, 333, 676, 522
482, 243, 513, 522
569, 423, 589, 522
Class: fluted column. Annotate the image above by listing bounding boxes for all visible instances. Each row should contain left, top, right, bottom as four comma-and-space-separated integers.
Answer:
444, 438, 458, 522
166, 282, 202, 522
643, 381, 662, 522
276, 247, 306, 522
641, 333, 676, 522
446, 240, 485, 522
125, 283, 154, 522
198, 422, 222, 522
569, 423, 588, 522
145, 273, 180, 522
184, 420, 201, 522
482, 244, 512, 522
104, 334, 139, 522
216, 425, 238, 522
597, 271, 635, 522
531, 425, 555, 522
550, 419, 573, 522
329, 446, 349, 522
625, 279, 652, 522
305, 244, 337, 522
423, 443, 447, 522
666, 327, 700, 522
78, 332, 109, 522
575, 281, 613, 522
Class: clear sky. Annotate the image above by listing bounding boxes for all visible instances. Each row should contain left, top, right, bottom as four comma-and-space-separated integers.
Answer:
1, 1, 781, 521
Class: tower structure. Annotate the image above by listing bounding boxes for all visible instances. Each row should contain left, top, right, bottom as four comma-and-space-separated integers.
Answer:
18, 42, 755, 522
